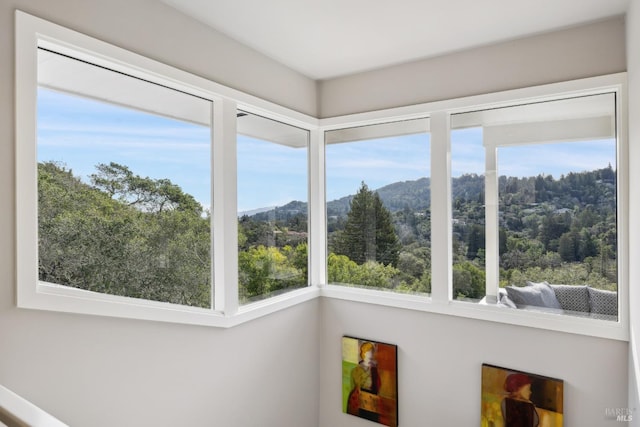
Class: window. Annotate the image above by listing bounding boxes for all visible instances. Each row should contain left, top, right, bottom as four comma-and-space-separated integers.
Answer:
325, 119, 431, 294
451, 93, 620, 321
36, 48, 213, 308
237, 111, 310, 304
16, 12, 319, 326
17, 12, 628, 337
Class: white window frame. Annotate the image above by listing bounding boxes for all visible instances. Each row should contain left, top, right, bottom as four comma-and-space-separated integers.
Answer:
15, 11, 319, 328
451, 93, 619, 302
15, 11, 629, 340
319, 74, 628, 341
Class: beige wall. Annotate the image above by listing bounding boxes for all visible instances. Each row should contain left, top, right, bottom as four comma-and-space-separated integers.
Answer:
317, 13, 631, 427
8, 0, 318, 116
319, 299, 628, 427
0, 1, 319, 426
318, 16, 626, 118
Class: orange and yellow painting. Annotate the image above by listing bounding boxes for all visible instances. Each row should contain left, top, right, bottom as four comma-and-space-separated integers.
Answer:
481, 364, 563, 427
342, 336, 398, 427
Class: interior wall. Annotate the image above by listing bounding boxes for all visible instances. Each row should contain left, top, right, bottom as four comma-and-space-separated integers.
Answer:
317, 13, 630, 427
1, 2, 634, 427
1, 300, 320, 427
318, 16, 626, 118
0, 1, 319, 426
627, 2, 640, 425
319, 299, 628, 427
9, 0, 318, 116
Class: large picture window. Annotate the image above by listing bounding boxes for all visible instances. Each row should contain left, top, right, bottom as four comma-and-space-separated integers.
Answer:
325, 119, 431, 294
37, 48, 213, 308
451, 93, 619, 321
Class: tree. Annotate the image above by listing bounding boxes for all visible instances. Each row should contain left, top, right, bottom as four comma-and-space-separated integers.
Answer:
558, 231, 579, 262
332, 182, 400, 267
39, 162, 211, 308
466, 224, 485, 260
327, 253, 360, 284
91, 162, 202, 214
540, 212, 571, 251
327, 253, 399, 289
453, 261, 485, 299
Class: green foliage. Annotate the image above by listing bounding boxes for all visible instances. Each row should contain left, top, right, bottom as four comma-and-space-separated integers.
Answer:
466, 224, 485, 260
41, 161, 310, 306
238, 244, 307, 303
452, 167, 617, 295
327, 253, 400, 290
91, 162, 202, 214
332, 182, 401, 267
38, 162, 211, 307
453, 261, 486, 299
327, 253, 361, 284
327, 246, 430, 294
503, 263, 615, 291
39, 157, 617, 307
237, 208, 309, 302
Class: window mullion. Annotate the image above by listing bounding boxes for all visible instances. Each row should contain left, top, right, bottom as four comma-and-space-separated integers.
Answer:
309, 129, 326, 286
430, 111, 452, 302
484, 138, 500, 300
213, 98, 239, 315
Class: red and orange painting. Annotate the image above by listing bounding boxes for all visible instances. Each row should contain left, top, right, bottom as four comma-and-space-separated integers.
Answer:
342, 336, 398, 427
481, 363, 563, 427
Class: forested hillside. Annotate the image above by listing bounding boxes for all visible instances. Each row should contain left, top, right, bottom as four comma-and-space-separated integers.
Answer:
39, 161, 308, 305
38, 161, 211, 307
38, 161, 617, 305
451, 166, 617, 299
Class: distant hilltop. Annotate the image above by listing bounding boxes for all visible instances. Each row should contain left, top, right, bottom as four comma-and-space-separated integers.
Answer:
238, 206, 277, 217
242, 165, 615, 222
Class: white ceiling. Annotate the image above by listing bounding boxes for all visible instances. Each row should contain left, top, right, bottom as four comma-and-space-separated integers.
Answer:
160, 0, 629, 80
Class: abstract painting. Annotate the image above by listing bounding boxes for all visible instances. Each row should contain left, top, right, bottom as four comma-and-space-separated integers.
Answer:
342, 336, 398, 427
481, 363, 563, 427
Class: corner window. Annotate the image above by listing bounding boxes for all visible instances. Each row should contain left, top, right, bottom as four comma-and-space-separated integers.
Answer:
451, 93, 619, 321
17, 11, 628, 337
325, 119, 431, 294
237, 111, 310, 304
16, 12, 320, 326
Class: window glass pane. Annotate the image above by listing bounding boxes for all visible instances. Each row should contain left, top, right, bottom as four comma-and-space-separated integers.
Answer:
451, 127, 486, 301
325, 119, 431, 294
497, 141, 617, 299
237, 112, 309, 304
452, 93, 618, 320
37, 48, 212, 308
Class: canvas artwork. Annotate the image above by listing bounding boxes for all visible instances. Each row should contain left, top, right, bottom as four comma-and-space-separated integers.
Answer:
481, 363, 564, 427
342, 336, 398, 427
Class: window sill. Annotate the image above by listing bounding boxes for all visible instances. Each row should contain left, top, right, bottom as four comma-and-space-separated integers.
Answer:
18, 282, 628, 340
319, 284, 629, 341
18, 282, 319, 328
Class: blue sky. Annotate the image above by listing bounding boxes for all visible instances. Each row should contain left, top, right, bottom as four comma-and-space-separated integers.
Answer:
37, 88, 212, 208
237, 136, 307, 212
38, 88, 617, 212
326, 134, 430, 202
451, 127, 616, 178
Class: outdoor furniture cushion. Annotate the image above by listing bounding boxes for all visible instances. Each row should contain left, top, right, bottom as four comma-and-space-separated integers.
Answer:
497, 294, 517, 308
505, 281, 562, 310
550, 284, 590, 312
588, 287, 618, 316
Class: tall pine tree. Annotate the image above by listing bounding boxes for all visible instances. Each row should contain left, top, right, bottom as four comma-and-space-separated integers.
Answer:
333, 182, 400, 267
